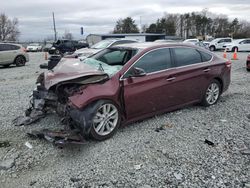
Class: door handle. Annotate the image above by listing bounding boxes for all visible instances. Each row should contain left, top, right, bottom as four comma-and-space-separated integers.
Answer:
166, 77, 176, 81
203, 68, 211, 72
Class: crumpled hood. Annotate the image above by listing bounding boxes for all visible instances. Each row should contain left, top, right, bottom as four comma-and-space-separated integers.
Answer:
44, 58, 106, 89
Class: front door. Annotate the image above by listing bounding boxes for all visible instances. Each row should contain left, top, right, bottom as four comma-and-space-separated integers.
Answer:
122, 48, 177, 119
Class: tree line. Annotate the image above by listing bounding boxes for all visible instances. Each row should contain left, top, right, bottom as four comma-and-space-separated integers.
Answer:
113, 9, 250, 39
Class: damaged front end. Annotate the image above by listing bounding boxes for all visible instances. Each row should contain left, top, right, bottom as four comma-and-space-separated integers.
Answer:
13, 59, 110, 146
13, 72, 109, 127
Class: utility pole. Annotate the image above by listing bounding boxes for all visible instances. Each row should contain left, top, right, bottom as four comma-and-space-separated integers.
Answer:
52, 12, 57, 41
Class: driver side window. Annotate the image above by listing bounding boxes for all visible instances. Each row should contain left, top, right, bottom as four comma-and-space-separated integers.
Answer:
125, 48, 172, 77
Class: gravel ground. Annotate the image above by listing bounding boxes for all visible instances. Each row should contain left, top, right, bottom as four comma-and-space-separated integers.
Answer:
0, 52, 249, 188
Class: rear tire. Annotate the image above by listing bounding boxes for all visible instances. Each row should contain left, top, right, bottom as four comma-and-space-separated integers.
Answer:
15, 56, 26, 67
232, 47, 238, 52
201, 80, 221, 107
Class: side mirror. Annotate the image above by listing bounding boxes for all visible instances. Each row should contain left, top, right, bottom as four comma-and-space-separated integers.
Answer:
131, 67, 146, 77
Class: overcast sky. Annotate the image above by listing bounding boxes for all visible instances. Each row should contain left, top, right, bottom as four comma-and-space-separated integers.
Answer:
1, 0, 250, 41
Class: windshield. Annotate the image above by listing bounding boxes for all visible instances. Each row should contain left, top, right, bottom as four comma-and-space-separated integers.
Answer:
82, 48, 138, 76
82, 58, 123, 76
91, 40, 113, 49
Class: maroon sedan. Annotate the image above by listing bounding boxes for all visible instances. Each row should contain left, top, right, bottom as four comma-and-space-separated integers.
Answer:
28, 42, 231, 141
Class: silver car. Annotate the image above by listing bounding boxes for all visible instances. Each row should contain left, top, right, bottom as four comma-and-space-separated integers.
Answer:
0, 43, 29, 67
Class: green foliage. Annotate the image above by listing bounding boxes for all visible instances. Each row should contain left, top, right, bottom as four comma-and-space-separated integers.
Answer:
113, 17, 139, 34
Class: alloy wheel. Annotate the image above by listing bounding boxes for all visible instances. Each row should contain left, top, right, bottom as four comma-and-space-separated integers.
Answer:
93, 103, 119, 136
206, 83, 220, 105
15, 56, 25, 66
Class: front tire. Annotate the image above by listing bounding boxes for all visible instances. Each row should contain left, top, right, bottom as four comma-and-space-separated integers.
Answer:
90, 100, 121, 141
201, 80, 221, 107
232, 47, 238, 52
209, 46, 216, 51
15, 56, 26, 67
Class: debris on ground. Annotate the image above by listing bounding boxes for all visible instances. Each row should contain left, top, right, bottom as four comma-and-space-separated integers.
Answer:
70, 177, 82, 182
239, 149, 250, 155
162, 149, 168, 155
134, 164, 142, 170
173, 172, 183, 180
24, 141, 33, 149
220, 119, 227, 122
29, 180, 37, 186
0, 158, 15, 170
155, 123, 173, 132
204, 139, 215, 146
27, 129, 86, 146
13, 110, 45, 126
0, 141, 11, 148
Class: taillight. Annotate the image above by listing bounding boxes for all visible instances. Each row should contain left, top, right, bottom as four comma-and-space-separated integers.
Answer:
225, 60, 231, 68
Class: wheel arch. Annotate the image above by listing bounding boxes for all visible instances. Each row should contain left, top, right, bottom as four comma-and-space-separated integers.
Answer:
213, 77, 223, 93
14, 54, 27, 63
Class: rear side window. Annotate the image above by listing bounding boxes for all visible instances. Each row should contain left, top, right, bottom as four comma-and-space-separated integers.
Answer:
132, 48, 172, 73
10, 44, 20, 50
224, 39, 232, 42
0, 44, 20, 51
199, 51, 212, 62
173, 48, 202, 67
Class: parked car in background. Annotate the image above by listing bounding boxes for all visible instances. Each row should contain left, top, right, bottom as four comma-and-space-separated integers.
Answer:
246, 54, 250, 71
26, 43, 43, 52
72, 38, 138, 58
0, 43, 29, 67
28, 42, 230, 141
225, 39, 250, 52
183, 39, 200, 43
43, 43, 53, 52
209, 38, 232, 51
154, 39, 180, 43
183, 40, 208, 49
48, 40, 89, 55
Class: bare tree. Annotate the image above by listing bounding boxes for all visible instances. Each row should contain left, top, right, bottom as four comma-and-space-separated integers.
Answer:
0, 13, 20, 41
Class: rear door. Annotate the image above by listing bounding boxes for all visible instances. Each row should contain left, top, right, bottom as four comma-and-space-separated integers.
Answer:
239, 40, 250, 51
0, 44, 15, 64
170, 47, 213, 104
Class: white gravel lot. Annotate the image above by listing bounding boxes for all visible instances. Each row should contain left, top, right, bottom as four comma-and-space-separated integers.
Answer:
0, 52, 249, 188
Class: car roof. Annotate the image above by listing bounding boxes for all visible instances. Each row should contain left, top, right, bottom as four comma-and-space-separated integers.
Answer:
112, 42, 208, 51
0, 42, 21, 46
